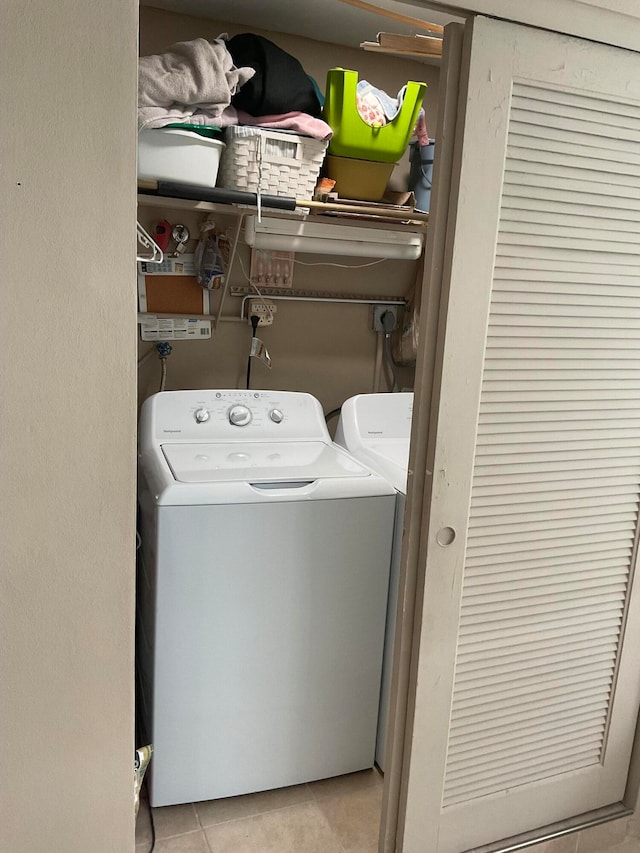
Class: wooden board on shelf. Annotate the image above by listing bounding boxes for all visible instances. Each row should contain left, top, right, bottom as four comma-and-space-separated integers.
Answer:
335, 0, 444, 34
310, 194, 427, 226
378, 31, 443, 54
361, 30, 442, 62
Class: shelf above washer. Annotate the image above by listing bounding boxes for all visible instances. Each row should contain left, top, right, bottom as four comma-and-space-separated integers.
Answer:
137, 189, 428, 230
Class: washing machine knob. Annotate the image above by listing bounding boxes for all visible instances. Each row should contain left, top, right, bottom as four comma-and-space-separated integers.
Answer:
194, 407, 210, 423
269, 408, 284, 424
228, 404, 252, 427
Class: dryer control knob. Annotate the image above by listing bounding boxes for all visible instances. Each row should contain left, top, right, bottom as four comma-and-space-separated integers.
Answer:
228, 404, 252, 427
194, 407, 210, 423
269, 409, 284, 424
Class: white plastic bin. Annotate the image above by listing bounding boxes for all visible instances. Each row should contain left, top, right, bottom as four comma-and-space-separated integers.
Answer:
138, 128, 225, 188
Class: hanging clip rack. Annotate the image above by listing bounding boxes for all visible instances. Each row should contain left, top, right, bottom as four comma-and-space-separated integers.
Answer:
137, 221, 164, 264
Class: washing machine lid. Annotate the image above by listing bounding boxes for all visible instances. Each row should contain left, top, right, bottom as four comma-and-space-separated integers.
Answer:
161, 440, 371, 484
358, 440, 409, 494
335, 393, 413, 493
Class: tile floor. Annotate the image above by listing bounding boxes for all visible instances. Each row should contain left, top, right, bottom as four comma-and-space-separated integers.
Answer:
135, 768, 383, 853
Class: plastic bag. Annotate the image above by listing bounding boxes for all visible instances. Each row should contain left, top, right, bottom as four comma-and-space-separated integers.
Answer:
195, 232, 225, 290
134, 744, 153, 816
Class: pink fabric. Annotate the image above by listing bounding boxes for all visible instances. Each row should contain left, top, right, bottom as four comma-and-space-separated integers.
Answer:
215, 105, 239, 127
356, 90, 387, 127
236, 110, 332, 140
414, 110, 430, 147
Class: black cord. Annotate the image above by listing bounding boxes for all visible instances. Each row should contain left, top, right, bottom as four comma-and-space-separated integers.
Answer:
325, 407, 342, 424
246, 314, 260, 389
380, 309, 396, 334
143, 779, 156, 853
148, 805, 156, 853
380, 310, 399, 392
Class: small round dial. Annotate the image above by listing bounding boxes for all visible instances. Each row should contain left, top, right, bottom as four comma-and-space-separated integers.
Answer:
228, 404, 252, 427
269, 408, 284, 424
194, 407, 210, 423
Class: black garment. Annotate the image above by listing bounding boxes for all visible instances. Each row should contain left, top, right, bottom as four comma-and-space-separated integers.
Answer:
227, 33, 322, 117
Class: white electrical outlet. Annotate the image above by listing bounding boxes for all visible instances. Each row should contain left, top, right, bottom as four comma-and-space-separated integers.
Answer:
248, 299, 277, 326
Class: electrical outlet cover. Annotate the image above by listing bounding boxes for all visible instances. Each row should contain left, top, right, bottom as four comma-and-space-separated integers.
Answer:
372, 305, 399, 332
248, 299, 277, 326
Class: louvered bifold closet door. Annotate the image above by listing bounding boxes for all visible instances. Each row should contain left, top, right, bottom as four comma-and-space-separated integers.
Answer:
443, 75, 640, 807
399, 17, 640, 853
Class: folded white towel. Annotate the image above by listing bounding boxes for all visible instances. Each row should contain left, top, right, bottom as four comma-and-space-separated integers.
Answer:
138, 36, 255, 130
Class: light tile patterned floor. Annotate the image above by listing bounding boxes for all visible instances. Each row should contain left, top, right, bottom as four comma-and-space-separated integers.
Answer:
135, 769, 383, 853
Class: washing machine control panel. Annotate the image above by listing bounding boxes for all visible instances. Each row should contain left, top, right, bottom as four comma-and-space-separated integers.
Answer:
150, 390, 330, 442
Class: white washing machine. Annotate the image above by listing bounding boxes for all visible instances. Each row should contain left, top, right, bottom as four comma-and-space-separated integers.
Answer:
335, 392, 413, 771
137, 389, 396, 807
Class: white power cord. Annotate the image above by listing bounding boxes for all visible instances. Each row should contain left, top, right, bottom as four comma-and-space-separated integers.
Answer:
294, 257, 387, 269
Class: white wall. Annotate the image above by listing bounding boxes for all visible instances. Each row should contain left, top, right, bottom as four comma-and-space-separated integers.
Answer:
412, 0, 640, 51
1, 2, 138, 851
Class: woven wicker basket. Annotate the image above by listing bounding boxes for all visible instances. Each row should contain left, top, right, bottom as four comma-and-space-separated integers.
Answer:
218, 126, 328, 199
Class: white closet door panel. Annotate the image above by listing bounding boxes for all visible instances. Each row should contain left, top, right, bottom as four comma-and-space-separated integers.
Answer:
465, 532, 634, 558
456, 649, 619, 681
509, 124, 640, 160
502, 208, 640, 233
502, 191, 640, 220
456, 632, 619, 665
462, 586, 627, 615
491, 309, 640, 326
450, 697, 611, 735
505, 109, 640, 144
505, 173, 640, 202
505, 155, 640, 189
469, 502, 636, 522
465, 558, 632, 583
495, 250, 640, 272
509, 83, 640, 120
478, 442, 633, 462
492, 274, 640, 289
484, 388, 640, 405
468, 516, 635, 539
447, 725, 607, 767
469, 512, 637, 532
400, 16, 640, 853
501, 224, 640, 249
443, 753, 604, 806
445, 743, 605, 785
503, 170, 640, 203
500, 232, 640, 254
480, 381, 640, 395
478, 426, 637, 446
502, 180, 640, 212
508, 141, 640, 175
463, 564, 632, 585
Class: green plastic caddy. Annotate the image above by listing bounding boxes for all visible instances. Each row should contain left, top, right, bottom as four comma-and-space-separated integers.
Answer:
323, 68, 427, 163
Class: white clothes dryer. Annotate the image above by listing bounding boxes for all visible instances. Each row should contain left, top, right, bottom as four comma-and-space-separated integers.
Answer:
335, 392, 414, 771
137, 390, 396, 807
